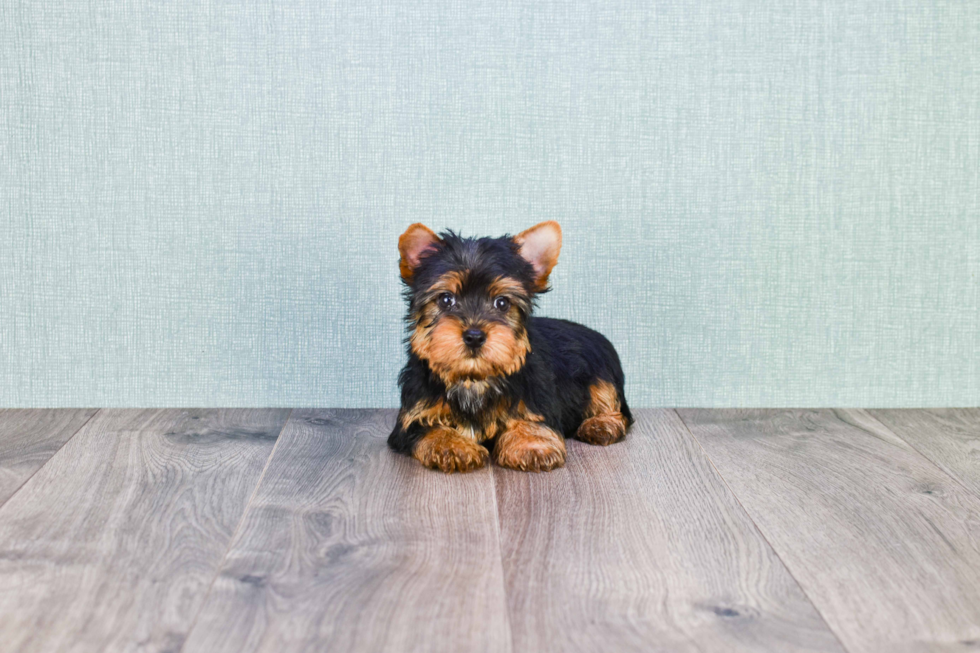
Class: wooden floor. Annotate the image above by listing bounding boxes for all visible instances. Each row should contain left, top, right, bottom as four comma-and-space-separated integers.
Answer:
0, 409, 979, 653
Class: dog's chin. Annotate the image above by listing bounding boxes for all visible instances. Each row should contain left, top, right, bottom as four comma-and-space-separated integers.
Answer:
434, 354, 499, 386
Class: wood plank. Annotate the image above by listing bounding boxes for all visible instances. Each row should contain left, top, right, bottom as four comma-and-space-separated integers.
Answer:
181, 409, 512, 653
494, 408, 844, 653
870, 409, 980, 500
0, 409, 98, 505
0, 408, 290, 653
677, 409, 980, 653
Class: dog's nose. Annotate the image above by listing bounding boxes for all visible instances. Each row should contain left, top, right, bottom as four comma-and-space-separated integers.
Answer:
462, 328, 487, 349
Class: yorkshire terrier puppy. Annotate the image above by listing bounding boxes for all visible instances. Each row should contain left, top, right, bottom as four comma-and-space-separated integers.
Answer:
388, 221, 633, 473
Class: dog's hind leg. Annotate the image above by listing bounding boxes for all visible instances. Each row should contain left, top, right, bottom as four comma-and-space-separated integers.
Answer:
575, 379, 629, 446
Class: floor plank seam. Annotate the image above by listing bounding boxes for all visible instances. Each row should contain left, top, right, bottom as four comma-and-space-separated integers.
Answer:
0, 408, 102, 512
488, 466, 518, 653
670, 409, 855, 653
859, 409, 980, 503
176, 407, 295, 653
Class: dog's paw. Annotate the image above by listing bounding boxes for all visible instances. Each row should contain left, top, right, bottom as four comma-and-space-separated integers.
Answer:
413, 427, 489, 473
576, 413, 628, 446
494, 421, 566, 472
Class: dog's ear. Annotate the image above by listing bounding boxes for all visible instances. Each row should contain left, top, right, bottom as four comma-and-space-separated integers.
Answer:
398, 223, 442, 281
514, 221, 562, 291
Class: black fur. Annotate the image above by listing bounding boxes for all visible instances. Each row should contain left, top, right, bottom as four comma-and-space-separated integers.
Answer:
388, 229, 632, 457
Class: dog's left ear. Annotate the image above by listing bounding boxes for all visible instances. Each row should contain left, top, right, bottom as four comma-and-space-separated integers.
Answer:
514, 221, 562, 291
398, 223, 442, 281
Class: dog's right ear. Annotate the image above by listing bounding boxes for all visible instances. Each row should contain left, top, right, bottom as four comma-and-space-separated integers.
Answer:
514, 221, 562, 292
398, 223, 442, 281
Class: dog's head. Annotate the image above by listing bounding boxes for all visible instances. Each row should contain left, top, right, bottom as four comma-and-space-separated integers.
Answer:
398, 221, 561, 389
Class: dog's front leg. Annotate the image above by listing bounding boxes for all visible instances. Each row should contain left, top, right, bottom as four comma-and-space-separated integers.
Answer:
413, 425, 490, 473
493, 420, 566, 472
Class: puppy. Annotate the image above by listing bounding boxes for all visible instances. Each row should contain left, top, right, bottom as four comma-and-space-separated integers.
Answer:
388, 221, 633, 472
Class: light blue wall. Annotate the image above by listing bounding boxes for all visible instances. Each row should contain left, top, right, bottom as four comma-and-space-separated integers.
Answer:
1, 1, 978, 408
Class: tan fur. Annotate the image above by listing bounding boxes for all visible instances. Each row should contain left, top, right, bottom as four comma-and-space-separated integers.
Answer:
514, 221, 562, 291
516, 401, 545, 423
401, 394, 506, 443
428, 270, 467, 296
398, 223, 441, 280
584, 379, 621, 417
577, 379, 628, 446
399, 398, 453, 430
494, 420, 566, 472
408, 304, 439, 361
412, 316, 529, 387
480, 419, 501, 441
413, 426, 489, 473
577, 414, 627, 446
408, 267, 532, 389
488, 276, 527, 298
479, 322, 529, 376
479, 400, 507, 441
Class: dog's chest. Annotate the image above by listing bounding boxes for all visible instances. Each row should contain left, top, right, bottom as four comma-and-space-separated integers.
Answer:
446, 378, 497, 414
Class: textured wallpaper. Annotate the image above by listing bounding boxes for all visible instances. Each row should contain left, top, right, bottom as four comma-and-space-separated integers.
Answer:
1, 0, 978, 408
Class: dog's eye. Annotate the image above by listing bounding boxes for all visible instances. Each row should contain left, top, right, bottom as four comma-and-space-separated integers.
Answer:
438, 293, 457, 310
493, 296, 511, 312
